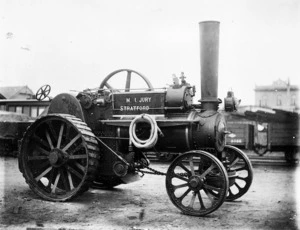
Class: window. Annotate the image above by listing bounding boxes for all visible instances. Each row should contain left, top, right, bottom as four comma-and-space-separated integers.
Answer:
291, 95, 296, 106
23, 106, 30, 116
16, 106, 22, 114
0, 105, 5, 111
8, 106, 15, 112
31, 106, 38, 117
276, 95, 282, 106
262, 96, 267, 107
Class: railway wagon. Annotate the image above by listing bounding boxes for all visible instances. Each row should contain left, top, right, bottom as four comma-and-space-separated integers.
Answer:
225, 122, 254, 150
0, 96, 51, 156
263, 122, 299, 162
225, 109, 299, 162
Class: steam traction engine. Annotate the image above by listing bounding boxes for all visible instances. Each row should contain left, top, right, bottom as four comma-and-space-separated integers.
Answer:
18, 21, 253, 216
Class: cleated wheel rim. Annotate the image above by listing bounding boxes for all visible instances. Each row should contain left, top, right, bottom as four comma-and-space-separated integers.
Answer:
19, 114, 100, 201
223, 145, 253, 201
166, 151, 229, 216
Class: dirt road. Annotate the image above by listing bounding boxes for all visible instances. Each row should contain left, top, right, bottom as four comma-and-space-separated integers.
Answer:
0, 157, 299, 230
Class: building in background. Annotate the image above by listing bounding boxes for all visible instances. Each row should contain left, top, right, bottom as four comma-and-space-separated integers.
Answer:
254, 79, 299, 113
0, 86, 34, 99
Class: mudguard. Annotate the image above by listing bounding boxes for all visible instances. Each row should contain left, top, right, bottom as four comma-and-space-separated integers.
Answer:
47, 93, 85, 121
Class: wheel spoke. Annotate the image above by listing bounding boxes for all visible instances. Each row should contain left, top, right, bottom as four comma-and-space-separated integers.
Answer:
62, 133, 81, 152
203, 184, 221, 192
203, 188, 216, 203
35, 166, 53, 181
188, 192, 197, 208
188, 157, 195, 176
69, 154, 87, 160
178, 162, 191, 176
125, 71, 131, 92
47, 121, 57, 143
74, 162, 86, 172
234, 182, 242, 190
45, 130, 54, 150
228, 157, 240, 168
51, 173, 61, 193
179, 188, 192, 202
67, 171, 75, 190
173, 183, 189, 190
197, 191, 206, 210
35, 146, 50, 156
28, 155, 48, 161
68, 143, 84, 156
173, 173, 189, 182
105, 82, 113, 90
66, 165, 83, 179
37, 160, 51, 171
199, 164, 216, 179
47, 168, 54, 190
57, 123, 64, 148
235, 166, 246, 172
33, 135, 50, 150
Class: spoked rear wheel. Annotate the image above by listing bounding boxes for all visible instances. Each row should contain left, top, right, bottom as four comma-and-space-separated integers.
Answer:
166, 151, 229, 216
223, 145, 253, 201
19, 114, 100, 201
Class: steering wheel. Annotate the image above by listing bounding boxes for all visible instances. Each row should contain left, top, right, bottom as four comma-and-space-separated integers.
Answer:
99, 69, 154, 92
36, 84, 51, 101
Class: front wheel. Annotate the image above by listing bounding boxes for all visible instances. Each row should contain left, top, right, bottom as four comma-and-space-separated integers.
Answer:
165, 151, 229, 216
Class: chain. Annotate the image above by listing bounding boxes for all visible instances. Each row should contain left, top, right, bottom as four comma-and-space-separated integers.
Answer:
137, 163, 167, 176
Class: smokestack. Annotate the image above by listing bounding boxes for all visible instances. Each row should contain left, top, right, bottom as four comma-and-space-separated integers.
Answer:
199, 21, 220, 110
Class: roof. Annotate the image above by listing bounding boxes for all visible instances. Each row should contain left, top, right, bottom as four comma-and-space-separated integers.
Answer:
0, 86, 34, 99
224, 105, 299, 124
254, 79, 299, 92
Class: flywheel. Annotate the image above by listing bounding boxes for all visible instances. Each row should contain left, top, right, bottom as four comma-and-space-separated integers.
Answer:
19, 114, 100, 201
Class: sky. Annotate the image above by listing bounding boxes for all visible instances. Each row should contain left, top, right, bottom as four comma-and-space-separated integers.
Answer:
0, 0, 299, 106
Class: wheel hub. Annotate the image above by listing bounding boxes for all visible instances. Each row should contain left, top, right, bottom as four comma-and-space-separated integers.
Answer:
49, 148, 68, 167
188, 176, 203, 190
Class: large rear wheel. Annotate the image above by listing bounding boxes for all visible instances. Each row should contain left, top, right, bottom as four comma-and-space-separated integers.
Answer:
19, 114, 100, 201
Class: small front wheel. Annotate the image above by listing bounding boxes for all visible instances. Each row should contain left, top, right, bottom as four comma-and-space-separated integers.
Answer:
165, 151, 229, 216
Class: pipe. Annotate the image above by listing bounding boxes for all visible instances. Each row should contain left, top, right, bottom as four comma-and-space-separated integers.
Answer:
198, 21, 220, 111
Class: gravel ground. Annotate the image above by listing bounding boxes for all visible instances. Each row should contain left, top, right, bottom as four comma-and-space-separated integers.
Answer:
0, 157, 299, 230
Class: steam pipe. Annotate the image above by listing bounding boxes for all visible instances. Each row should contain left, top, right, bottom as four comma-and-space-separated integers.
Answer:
198, 21, 221, 111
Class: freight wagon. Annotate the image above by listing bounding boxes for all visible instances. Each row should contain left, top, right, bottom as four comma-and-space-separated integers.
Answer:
0, 94, 51, 156
225, 108, 299, 163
